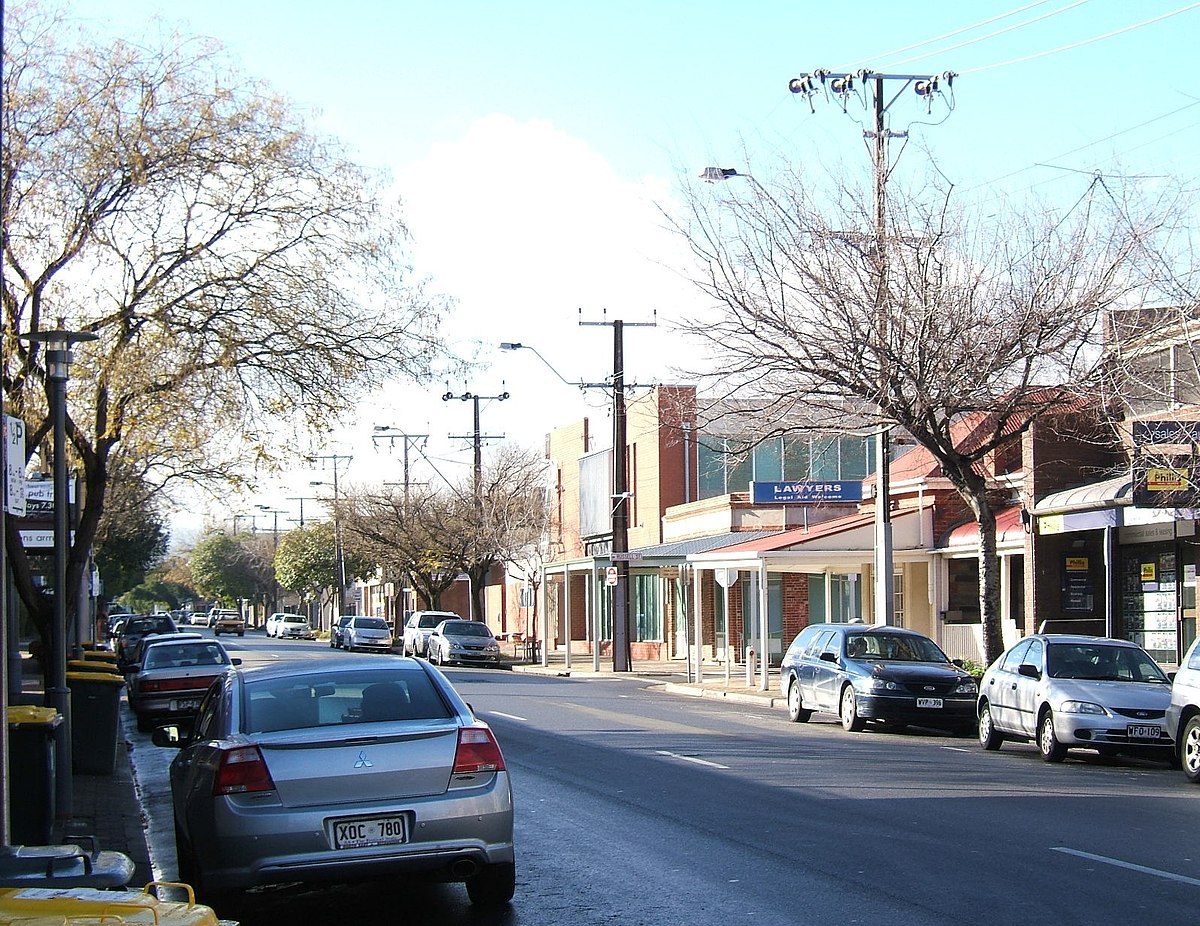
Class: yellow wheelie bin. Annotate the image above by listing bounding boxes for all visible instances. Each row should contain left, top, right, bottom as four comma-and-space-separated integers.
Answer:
0, 882, 230, 924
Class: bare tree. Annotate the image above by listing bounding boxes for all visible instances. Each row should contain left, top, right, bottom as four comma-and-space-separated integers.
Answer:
673, 164, 1168, 663
2, 3, 450, 679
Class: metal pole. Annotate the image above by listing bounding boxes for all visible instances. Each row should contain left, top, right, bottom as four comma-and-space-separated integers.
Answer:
47, 353, 73, 819
611, 320, 633, 672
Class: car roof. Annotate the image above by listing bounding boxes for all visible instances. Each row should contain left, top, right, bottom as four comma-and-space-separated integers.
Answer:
807, 622, 927, 636
235, 654, 419, 683
1034, 634, 1141, 647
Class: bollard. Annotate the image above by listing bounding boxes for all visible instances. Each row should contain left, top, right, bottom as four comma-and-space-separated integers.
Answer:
745, 646, 756, 688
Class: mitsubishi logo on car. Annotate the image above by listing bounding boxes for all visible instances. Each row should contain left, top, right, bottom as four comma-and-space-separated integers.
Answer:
354, 751, 373, 769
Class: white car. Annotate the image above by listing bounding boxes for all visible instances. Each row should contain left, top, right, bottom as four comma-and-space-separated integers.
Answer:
977, 634, 1174, 763
265, 612, 312, 639
403, 610, 459, 657
1167, 635, 1200, 783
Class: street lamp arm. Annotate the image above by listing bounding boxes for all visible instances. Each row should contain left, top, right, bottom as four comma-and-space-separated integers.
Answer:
499, 341, 586, 390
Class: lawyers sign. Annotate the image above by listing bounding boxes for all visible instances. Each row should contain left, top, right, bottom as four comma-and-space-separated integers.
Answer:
751, 481, 863, 505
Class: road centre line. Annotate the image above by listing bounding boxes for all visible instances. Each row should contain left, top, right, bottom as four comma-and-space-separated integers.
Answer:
488, 711, 528, 722
1052, 847, 1200, 888
655, 750, 730, 770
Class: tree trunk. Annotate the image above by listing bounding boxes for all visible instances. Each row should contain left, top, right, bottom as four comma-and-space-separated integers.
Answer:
974, 500, 1004, 666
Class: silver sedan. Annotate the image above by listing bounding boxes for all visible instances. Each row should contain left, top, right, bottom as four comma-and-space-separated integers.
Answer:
977, 634, 1174, 763
154, 656, 515, 913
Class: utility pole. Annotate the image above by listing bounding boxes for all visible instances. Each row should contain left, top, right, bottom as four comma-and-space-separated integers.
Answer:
310, 453, 353, 621
788, 68, 954, 626
580, 310, 655, 672
256, 505, 285, 614
442, 389, 509, 506
373, 427, 429, 506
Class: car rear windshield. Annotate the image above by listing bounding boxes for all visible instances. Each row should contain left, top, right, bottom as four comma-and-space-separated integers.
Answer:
845, 632, 947, 662
356, 617, 389, 630
244, 668, 453, 733
1046, 643, 1169, 683
144, 642, 229, 670
418, 614, 445, 627
282, 615, 306, 623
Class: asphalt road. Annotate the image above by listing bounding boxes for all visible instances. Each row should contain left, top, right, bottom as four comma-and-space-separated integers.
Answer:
128, 634, 1200, 925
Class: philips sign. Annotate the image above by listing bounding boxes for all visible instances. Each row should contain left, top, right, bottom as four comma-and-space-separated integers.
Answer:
751, 481, 864, 505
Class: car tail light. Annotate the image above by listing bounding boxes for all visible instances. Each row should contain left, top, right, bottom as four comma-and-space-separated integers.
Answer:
452, 727, 506, 774
213, 746, 275, 795
139, 676, 219, 694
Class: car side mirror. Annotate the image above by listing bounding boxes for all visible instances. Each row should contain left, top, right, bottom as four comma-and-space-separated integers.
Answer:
231, 657, 242, 666
951, 658, 964, 668
151, 724, 185, 748
819, 651, 837, 663
1017, 663, 1040, 680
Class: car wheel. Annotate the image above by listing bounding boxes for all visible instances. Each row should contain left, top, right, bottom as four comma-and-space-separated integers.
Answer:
174, 819, 197, 887
1182, 714, 1200, 783
978, 702, 1003, 751
1038, 710, 1067, 762
465, 861, 516, 907
786, 680, 811, 723
840, 685, 865, 732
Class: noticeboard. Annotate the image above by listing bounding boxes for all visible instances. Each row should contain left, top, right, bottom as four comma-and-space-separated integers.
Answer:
751, 481, 863, 505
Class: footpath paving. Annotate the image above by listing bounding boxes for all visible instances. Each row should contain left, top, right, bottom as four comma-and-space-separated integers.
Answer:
20, 651, 783, 894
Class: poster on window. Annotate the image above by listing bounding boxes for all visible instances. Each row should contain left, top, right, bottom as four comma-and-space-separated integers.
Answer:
1063, 555, 1094, 612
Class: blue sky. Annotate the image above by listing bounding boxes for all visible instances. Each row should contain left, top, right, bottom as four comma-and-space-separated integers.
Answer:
55, 0, 1200, 530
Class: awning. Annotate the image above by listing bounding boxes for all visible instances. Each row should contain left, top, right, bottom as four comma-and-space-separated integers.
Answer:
940, 506, 1026, 553
1033, 473, 1132, 515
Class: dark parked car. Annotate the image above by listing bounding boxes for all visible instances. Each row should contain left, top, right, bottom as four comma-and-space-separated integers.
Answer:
153, 656, 515, 912
115, 614, 178, 672
978, 634, 1174, 763
127, 637, 238, 732
779, 623, 978, 733
330, 614, 354, 649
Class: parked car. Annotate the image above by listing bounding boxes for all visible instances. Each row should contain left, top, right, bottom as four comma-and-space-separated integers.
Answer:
779, 623, 978, 734
330, 615, 353, 650
403, 610, 459, 657
115, 614, 178, 672
977, 634, 1174, 763
126, 631, 205, 675
153, 656, 515, 910
188, 612, 210, 626
265, 612, 312, 639
343, 616, 394, 653
210, 609, 245, 637
1167, 635, 1200, 782
127, 637, 238, 732
426, 620, 502, 668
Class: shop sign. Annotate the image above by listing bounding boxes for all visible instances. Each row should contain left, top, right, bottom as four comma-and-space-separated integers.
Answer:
1120, 521, 1181, 544
1133, 457, 1200, 508
1063, 555, 1094, 611
1132, 420, 1200, 445
1036, 509, 1117, 535
751, 481, 863, 504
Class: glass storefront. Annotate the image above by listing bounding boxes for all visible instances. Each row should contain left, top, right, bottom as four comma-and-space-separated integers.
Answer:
1118, 533, 1196, 665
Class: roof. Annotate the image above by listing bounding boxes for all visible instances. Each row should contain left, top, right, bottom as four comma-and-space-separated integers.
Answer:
714, 511, 876, 553
632, 530, 783, 559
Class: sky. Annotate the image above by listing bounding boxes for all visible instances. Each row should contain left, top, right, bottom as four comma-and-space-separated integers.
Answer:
53, 0, 1200, 541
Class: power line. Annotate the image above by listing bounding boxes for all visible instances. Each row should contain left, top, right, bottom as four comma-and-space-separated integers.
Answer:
962, 2, 1200, 76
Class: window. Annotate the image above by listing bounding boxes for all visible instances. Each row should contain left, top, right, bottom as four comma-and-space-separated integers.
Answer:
892, 573, 905, 628
999, 640, 1031, 672
697, 432, 873, 500
634, 574, 662, 641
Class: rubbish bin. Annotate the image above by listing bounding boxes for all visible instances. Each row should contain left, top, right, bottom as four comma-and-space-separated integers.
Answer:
68, 659, 121, 677
66, 671, 125, 776
6, 705, 62, 845
0, 884, 223, 924
0, 839, 134, 888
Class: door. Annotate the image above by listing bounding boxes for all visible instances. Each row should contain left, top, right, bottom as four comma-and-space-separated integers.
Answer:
984, 638, 1030, 733
1010, 638, 1045, 737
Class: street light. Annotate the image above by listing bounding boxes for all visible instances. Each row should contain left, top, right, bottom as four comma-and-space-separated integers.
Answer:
256, 505, 285, 613
18, 326, 98, 821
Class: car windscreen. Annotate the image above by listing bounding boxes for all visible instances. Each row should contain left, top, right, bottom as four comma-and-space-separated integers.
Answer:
244, 667, 453, 733
1046, 643, 1169, 682
418, 615, 443, 628
846, 632, 948, 662
442, 621, 491, 637
282, 615, 306, 623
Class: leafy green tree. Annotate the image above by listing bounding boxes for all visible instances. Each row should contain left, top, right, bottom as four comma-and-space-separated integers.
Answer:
1, 1, 449, 683
190, 532, 264, 606
274, 522, 373, 623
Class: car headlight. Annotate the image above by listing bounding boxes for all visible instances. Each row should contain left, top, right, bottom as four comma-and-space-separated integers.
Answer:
485, 644, 499, 652
865, 678, 901, 692
954, 678, 978, 695
449, 642, 465, 651
1059, 700, 1107, 715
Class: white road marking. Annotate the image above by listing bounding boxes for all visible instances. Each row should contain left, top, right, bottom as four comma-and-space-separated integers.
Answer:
1052, 847, 1200, 887
655, 750, 730, 770
488, 710, 528, 722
